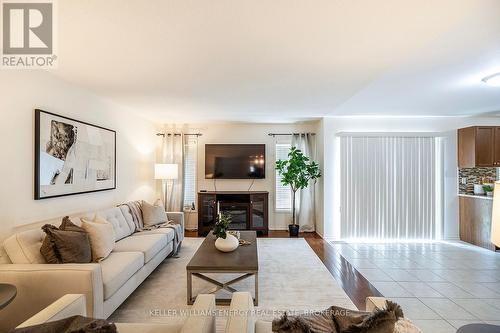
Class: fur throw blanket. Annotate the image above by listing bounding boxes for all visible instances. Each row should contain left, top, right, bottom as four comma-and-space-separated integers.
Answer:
272, 301, 403, 333
120, 200, 182, 254
11, 315, 117, 333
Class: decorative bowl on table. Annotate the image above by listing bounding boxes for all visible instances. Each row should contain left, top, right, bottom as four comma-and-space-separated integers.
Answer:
213, 212, 239, 252
215, 234, 239, 252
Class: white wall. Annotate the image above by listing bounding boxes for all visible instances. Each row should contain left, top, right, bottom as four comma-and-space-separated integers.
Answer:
0, 71, 158, 262
318, 116, 500, 240
172, 122, 319, 230
2, 68, 495, 248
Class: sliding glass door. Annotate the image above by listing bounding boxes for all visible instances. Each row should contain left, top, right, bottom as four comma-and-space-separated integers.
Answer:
340, 135, 442, 240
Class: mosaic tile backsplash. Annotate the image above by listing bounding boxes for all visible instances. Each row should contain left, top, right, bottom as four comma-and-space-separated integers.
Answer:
458, 167, 498, 194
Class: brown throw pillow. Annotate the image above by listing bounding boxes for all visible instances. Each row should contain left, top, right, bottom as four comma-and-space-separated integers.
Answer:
40, 224, 60, 264
40, 217, 92, 264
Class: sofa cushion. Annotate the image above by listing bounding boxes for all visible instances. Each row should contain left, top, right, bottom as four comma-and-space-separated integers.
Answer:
119, 206, 137, 232
3, 216, 85, 264
142, 201, 169, 227
3, 229, 46, 264
133, 228, 175, 243
100, 251, 144, 300
81, 217, 115, 262
113, 234, 168, 263
95, 207, 135, 241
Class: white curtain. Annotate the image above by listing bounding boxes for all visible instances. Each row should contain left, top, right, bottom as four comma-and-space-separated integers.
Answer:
340, 135, 441, 240
161, 132, 184, 212
292, 133, 317, 232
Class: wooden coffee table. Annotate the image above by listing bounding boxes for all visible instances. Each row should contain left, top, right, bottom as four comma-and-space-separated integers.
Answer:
187, 231, 258, 305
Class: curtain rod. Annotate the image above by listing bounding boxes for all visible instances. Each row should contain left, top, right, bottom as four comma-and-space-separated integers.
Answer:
268, 132, 316, 137
156, 133, 203, 137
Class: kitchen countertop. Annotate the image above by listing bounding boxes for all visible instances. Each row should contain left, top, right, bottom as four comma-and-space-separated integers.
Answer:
458, 193, 493, 200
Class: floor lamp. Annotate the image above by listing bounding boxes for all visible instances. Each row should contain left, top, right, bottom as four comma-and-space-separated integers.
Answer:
492, 182, 500, 252
155, 163, 179, 211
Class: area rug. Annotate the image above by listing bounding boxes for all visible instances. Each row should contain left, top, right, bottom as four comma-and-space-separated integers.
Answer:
109, 237, 355, 330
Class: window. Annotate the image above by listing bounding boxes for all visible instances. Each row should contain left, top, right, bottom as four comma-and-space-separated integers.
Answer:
183, 137, 198, 210
275, 143, 292, 211
340, 135, 442, 240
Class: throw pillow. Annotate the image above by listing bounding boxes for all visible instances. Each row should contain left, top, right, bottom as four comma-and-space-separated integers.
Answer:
141, 200, 168, 227
81, 217, 115, 262
40, 216, 92, 264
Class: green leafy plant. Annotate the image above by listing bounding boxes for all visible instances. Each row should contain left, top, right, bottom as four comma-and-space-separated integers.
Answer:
213, 212, 232, 239
276, 146, 321, 226
483, 185, 494, 193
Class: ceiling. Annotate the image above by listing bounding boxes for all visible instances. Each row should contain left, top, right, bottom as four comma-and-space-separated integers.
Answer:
52, 0, 500, 123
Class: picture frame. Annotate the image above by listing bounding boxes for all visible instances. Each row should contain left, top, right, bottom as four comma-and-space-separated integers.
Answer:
34, 109, 116, 200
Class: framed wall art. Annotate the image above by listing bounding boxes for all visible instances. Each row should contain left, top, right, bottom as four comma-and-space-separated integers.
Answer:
35, 109, 116, 199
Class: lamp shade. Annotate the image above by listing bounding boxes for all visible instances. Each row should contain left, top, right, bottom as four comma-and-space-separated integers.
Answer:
155, 163, 178, 180
491, 182, 500, 247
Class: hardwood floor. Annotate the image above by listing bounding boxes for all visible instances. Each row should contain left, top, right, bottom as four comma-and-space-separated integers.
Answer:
184, 230, 382, 310
304, 235, 382, 310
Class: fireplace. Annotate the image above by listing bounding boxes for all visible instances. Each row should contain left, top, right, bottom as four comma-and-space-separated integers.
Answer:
197, 191, 268, 236
219, 202, 249, 230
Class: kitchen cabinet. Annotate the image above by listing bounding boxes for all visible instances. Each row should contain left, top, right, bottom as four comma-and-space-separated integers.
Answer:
458, 126, 500, 167
459, 195, 496, 251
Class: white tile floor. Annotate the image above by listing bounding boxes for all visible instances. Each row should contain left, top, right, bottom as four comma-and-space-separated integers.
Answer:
331, 241, 500, 333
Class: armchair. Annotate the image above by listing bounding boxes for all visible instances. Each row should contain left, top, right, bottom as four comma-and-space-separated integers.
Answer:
18, 294, 216, 333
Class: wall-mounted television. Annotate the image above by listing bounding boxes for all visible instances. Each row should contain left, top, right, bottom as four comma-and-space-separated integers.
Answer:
205, 144, 265, 179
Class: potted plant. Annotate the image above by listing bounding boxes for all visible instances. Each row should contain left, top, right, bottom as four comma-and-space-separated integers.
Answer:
213, 212, 239, 252
276, 146, 321, 237
483, 184, 494, 197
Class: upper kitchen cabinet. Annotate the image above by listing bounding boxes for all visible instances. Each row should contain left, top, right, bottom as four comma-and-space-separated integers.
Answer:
458, 126, 500, 167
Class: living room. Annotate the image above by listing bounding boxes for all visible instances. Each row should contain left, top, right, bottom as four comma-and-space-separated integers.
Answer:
1, 1, 500, 333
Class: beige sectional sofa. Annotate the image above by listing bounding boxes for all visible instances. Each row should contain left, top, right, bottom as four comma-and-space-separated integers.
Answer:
0, 205, 184, 332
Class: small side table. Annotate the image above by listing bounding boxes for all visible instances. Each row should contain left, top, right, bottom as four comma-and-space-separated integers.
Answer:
457, 324, 500, 333
0, 284, 17, 310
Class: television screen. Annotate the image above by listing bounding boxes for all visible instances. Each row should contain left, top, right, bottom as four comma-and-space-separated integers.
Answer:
205, 144, 265, 179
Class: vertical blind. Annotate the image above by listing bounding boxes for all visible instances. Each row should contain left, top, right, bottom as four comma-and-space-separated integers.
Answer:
340, 136, 441, 240
183, 137, 198, 209
275, 143, 292, 211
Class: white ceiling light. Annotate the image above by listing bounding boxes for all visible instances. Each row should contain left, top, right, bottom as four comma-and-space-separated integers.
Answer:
482, 73, 500, 87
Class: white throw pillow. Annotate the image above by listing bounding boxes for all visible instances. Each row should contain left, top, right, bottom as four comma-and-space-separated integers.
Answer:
81, 217, 115, 262
142, 200, 168, 227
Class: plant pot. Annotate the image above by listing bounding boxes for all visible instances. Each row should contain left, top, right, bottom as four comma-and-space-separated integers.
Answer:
215, 234, 239, 252
288, 224, 299, 237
